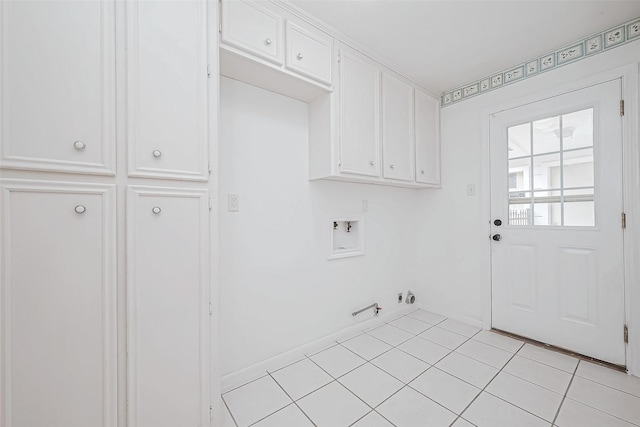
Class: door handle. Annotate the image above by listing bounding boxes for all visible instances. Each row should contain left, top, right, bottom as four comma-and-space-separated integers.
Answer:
492, 234, 502, 241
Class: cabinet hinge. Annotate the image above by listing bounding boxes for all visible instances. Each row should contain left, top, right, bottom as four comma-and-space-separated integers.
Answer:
210, 404, 214, 420
219, 21, 222, 33
207, 64, 211, 78
624, 324, 629, 343
208, 160, 212, 173
208, 198, 213, 211
622, 212, 626, 229
337, 52, 341, 63
209, 301, 213, 315
620, 99, 624, 117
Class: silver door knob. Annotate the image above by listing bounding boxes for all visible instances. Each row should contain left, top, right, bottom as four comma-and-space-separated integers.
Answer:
492, 234, 502, 241
370, 161, 374, 166
74, 205, 86, 214
152, 150, 162, 158
152, 206, 161, 214
265, 38, 272, 45
74, 141, 86, 150
297, 53, 303, 60
390, 164, 395, 169
421, 170, 425, 174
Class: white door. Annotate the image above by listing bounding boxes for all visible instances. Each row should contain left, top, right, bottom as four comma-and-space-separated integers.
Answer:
382, 73, 414, 181
490, 79, 625, 365
1, 180, 117, 426
127, 186, 210, 427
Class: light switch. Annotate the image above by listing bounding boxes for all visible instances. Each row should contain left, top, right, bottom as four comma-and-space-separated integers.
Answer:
466, 184, 476, 197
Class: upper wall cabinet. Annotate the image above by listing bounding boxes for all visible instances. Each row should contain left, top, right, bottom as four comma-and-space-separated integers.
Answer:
0, 1, 116, 175
220, 0, 333, 102
221, 0, 283, 65
309, 43, 441, 189
415, 90, 441, 185
127, 0, 209, 181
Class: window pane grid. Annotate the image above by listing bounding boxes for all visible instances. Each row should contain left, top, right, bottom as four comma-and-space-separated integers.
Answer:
507, 108, 594, 227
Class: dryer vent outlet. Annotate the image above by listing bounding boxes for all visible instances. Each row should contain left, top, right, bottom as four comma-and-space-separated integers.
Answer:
405, 291, 416, 304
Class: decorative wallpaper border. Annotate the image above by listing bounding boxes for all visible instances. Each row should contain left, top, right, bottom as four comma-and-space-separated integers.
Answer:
441, 16, 640, 107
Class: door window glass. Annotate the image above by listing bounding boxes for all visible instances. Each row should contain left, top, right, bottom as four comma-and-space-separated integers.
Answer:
507, 108, 595, 226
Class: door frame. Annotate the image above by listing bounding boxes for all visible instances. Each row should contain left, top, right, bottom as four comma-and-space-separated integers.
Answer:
479, 64, 640, 375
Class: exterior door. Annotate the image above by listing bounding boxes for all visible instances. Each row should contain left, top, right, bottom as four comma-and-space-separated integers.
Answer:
490, 79, 625, 365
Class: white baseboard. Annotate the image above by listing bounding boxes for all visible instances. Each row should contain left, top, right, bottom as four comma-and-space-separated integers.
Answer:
221, 305, 416, 393
415, 301, 484, 329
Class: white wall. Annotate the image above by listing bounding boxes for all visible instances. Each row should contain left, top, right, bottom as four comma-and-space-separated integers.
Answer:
415, 42, 640, 327
219, 77, 419, 376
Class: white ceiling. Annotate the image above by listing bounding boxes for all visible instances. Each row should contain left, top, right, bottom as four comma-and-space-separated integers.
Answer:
290, 0, 640, 94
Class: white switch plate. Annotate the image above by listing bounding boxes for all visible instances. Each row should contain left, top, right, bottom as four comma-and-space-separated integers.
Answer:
228, 194, 239, 212
466, 184, 476, 196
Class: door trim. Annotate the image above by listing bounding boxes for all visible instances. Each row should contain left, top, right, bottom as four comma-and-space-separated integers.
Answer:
480, 64, 640, 376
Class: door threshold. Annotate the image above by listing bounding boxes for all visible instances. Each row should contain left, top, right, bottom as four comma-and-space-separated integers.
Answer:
491, 328, 627, 373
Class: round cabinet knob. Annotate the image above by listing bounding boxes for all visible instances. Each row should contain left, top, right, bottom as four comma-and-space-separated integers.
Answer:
152, 150, 162, 158
390, 164, 395, 169
74, 141, 86, 150
74, 205, 86, 214
264, 38, 272, 45
421, 170, 425, 175
492, 234, 502, 241
369, 161, 374, 166
494, 219, 503, 226
297, 53, 303, 60
152, 206, 161, 214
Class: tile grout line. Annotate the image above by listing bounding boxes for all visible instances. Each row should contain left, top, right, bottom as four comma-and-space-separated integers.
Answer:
221, 397, 240, 427
551, 359, 581, 426
453, 341, 525, 426
256, 372, 318, 427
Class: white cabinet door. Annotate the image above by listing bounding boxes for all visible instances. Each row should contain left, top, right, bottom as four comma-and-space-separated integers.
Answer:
127, 0, 209, 181
127, 186, 210, 427
221, 0, 283, 65
382, 73, 414, 181
285, 21, 332, 85
1, 180, 117, 427
415, 90, 440, 185
0, 1, 116, 175
339, 48, 380, 177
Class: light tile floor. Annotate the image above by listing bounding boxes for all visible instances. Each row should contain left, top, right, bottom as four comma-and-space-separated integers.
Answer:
221, 309, 640, 427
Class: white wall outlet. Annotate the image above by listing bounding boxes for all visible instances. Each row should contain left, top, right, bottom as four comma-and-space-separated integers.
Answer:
362, 200, 368, 212
466, 184, 476, 197
228, 194, 239, 212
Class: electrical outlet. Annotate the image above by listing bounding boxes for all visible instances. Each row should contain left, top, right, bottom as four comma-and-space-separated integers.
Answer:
466, 184, 476, 197
397, 293, 403, 303
228, 194, 239, 212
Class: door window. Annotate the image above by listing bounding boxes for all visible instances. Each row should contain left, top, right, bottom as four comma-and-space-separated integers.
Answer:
507, 108, 595, 226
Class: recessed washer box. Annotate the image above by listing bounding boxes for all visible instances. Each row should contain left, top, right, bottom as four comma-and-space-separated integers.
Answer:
329, 216, 364, 259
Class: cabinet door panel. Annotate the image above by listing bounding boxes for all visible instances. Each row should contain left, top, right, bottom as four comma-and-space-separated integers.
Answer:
127, 0, 208, 181
0, 1, 116, 175
285, 21, 332, 85
222, 0, 283, 65
1, 181, 116, 427
382, 74, 414, 181
339, 50, 380, 177
127, 186, 210, 427
415, 90, 440, 185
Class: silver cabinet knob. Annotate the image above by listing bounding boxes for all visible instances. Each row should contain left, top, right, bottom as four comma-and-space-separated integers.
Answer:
75, 205, 86, 214
421, 170, 425, 174
74, 141, 86, 150
152, 150, 162, 158
152, 206, 161, 214
369, 161, 374, 166
297, 53, 303, 60
390, 164, 395, 169
264, 37, 272, 45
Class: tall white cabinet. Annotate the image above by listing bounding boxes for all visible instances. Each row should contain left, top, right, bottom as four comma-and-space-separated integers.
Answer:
0, 1, 217, 426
